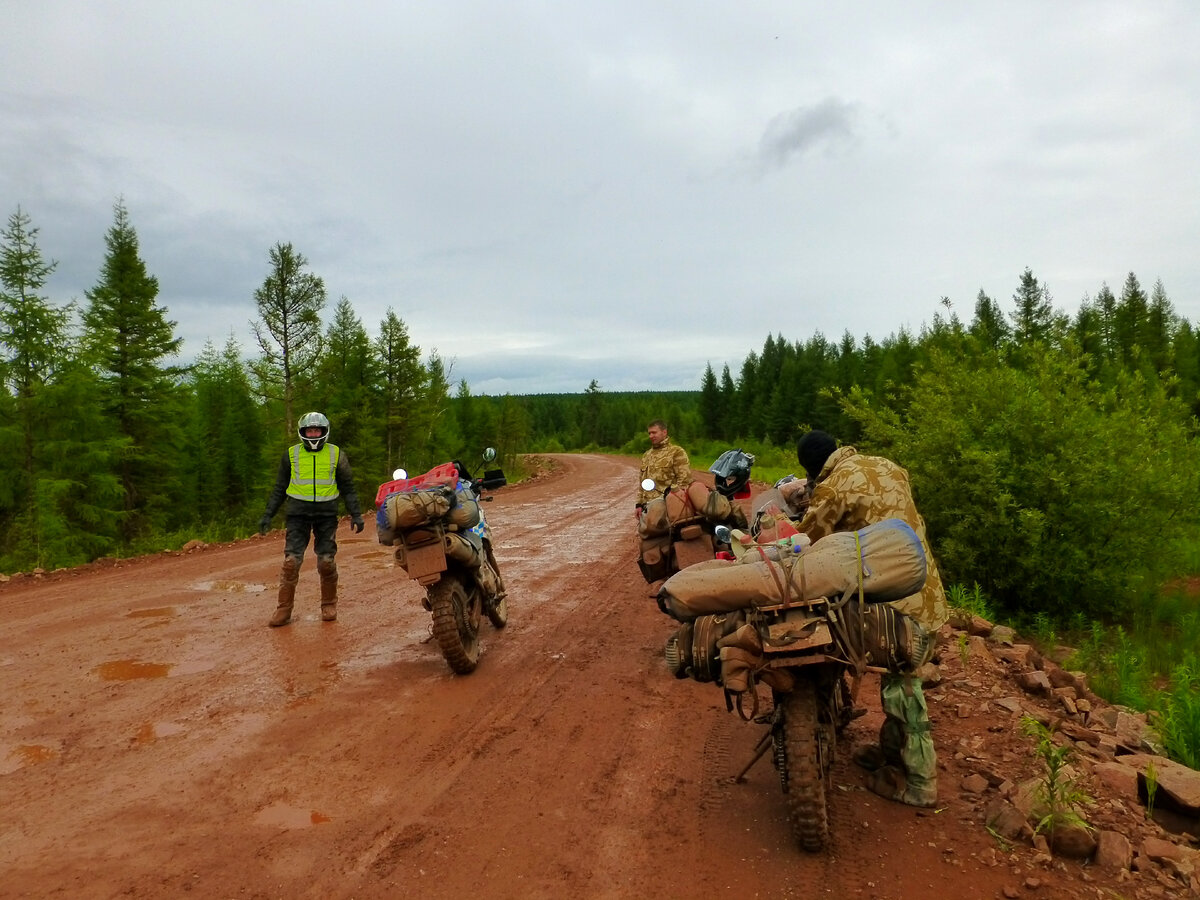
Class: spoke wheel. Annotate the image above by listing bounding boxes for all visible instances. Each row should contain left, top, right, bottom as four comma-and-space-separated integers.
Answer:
429, 575, 481, 674
779, 679, 831, 852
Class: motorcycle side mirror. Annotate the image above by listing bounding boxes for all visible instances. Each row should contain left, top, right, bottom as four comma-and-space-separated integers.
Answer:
714, 524, 732, 544
482, 447, 497, 463
392, 468, 407, 481
640, 478, 656, 492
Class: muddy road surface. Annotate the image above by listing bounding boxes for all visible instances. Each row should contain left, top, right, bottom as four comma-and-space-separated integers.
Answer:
2, 454, 1102, 899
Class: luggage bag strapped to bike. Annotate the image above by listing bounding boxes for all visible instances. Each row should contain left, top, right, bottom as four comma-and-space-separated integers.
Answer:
657, 518, 927, 620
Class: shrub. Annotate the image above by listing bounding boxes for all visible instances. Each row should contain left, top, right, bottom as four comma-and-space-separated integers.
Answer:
843, 344, 1200, 622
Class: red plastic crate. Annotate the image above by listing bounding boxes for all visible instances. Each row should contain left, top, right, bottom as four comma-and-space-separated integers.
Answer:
374, 462, 460, 507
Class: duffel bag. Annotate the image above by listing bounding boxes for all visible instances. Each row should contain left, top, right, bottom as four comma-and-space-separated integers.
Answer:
384, 488, 453, 530
659, 518, 927, 619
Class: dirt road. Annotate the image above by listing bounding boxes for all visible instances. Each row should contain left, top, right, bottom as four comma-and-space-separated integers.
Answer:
1, 454, 1114, 899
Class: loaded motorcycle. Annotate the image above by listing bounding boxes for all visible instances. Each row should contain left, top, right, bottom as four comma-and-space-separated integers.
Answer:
656, 515, 929, 851
636, 448, 755, 583
375, 449, 509, 674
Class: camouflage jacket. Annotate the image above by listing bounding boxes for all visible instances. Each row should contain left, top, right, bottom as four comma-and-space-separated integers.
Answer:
637, 440, 692, 506
797, 446, 947, 632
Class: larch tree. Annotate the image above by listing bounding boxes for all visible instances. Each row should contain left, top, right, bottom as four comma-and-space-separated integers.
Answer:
376, 308, 428, 476
250, 242, 326, 434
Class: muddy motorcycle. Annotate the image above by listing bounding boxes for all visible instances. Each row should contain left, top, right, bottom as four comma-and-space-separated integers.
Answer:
663, 588, 856, 851
657, 517, 929, 852
635, 448, 754, 582
375, 449, 509, 674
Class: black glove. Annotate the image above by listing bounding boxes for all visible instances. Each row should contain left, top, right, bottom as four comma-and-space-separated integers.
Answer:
351, 516, 365, 534
258, 514, 271, 535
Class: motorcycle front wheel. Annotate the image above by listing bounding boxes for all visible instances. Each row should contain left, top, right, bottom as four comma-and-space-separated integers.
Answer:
429, 574, 482, 674
779, 679, 831, 852
483, 545, 508, 629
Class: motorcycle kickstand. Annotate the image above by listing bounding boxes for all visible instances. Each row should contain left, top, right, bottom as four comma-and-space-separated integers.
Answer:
733, 729, 774, 784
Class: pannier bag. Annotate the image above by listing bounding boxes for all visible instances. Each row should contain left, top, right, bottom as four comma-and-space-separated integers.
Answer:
658, 518, 927, 620
638, 533, 672, 583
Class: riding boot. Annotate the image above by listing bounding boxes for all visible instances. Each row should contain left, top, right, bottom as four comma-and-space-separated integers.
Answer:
270, 556, 301, 627
866, 673, 938, 808
317, 554, 338, 622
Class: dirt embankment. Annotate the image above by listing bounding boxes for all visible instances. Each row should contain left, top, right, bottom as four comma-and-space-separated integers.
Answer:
0, 453, 1190, 899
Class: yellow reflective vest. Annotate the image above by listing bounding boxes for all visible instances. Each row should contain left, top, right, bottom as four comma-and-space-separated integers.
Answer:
285, 443, 341, 502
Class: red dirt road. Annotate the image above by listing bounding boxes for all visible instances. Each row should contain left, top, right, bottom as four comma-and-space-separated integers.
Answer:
1, 454, 1116, 899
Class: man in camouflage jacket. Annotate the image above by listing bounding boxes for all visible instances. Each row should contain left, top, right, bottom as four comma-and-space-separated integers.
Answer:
791, 429, 947, 808
636, 419, 692, 516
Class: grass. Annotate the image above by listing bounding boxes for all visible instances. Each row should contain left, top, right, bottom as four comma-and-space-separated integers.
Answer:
1020, 716, 1093, 839
947, 580, 1200, 767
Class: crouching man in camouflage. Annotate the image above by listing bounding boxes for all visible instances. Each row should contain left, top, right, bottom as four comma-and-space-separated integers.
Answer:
792, 430, 948, 808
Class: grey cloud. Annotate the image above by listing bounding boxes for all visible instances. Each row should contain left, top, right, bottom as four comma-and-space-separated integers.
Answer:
757, 98, 860, 171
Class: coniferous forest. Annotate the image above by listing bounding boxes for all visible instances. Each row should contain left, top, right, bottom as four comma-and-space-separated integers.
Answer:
4, 202, 1200, 634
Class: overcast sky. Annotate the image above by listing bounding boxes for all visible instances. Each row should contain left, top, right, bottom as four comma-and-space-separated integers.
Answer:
3, 1, 1198, 395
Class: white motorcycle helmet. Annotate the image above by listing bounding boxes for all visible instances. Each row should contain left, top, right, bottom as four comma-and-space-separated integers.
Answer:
297, 411, 330, 451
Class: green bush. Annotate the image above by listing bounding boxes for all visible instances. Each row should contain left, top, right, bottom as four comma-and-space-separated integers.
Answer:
843, 344, 1200, 623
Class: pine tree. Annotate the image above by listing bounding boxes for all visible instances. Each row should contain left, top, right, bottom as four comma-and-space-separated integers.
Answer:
190, 336, 264, 524
1114, 272, 1150, 369
699, 363, 722, 439
0, 207, 71, 555
250, 242, 326, 433
82, 199, 185, 544
969, 290, 1009, 351
1094, 283, 1118, 362
376, 308, 427, 475
1146, 279, 1177, 375
1009, 268, 1061, 348
316, 296, 383, 489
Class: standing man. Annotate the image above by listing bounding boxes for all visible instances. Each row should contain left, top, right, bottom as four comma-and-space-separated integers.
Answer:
259, 411, 364, 627
793, 429, 947, 808
636, 419, 692, 519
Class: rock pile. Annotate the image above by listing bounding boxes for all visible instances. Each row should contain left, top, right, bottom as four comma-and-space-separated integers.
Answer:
927, 612, 1200, 897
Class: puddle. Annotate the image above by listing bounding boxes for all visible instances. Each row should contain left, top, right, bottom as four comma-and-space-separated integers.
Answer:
1, 743, 59, 774
254, 802, 332, 829
191, 580, 267, 593
126, 607, 175, 618
132, 721, 186, 744
170, 659, 216, 677
94, 659, 173, 680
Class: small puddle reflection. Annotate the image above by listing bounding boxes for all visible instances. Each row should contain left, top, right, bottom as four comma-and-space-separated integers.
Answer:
254, 802, 332, 829
132, 721, 186, 744
191, 580, 266, 593
13, 744, 57, 765
95, 659, 173, 680
126, 607, 175, 618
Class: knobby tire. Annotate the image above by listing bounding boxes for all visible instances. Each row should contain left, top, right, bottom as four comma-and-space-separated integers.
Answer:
429, 575, 481, 674
781, 679, 831, 852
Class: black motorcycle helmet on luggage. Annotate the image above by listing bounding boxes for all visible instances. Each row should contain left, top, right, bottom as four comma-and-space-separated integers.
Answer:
709, 449, 754, 498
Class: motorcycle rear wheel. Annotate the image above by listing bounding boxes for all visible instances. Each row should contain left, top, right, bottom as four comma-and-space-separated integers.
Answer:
429, 575, 481, 674
780, 679, 831, 852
